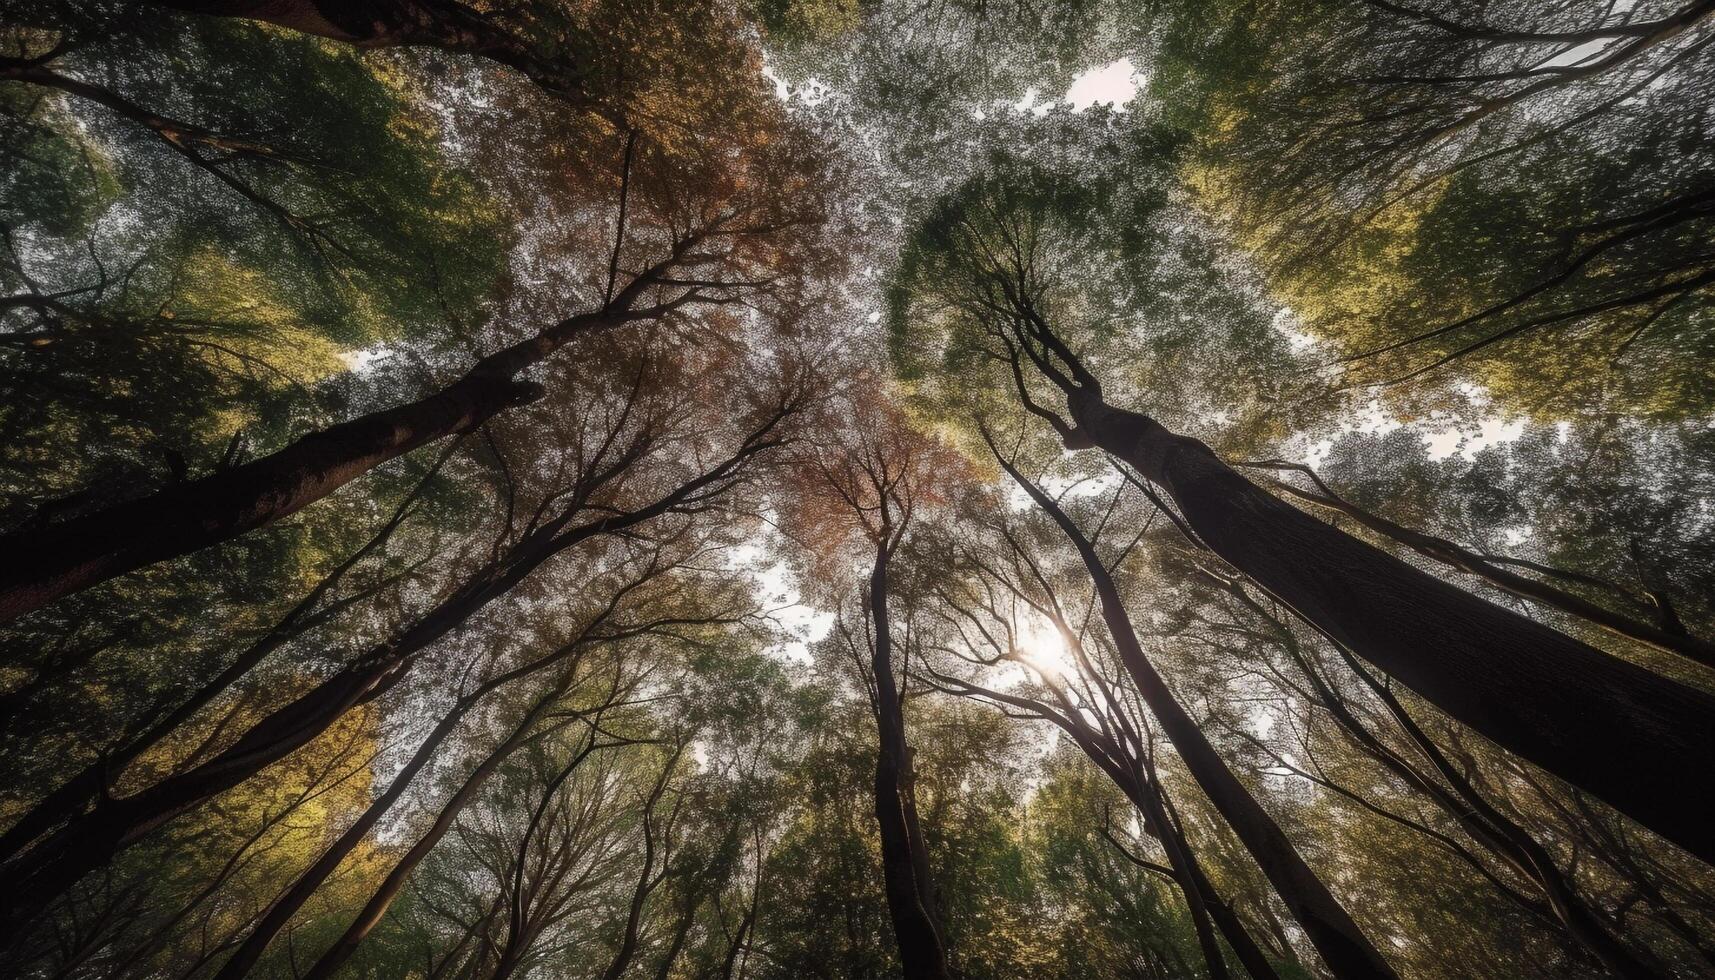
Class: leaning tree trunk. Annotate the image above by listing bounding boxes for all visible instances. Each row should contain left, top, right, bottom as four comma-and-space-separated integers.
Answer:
1248, 580, 1660, 974
869, 543, 954, 980
299, 702, 601, 980
1004, 457, 1398, 980
1246, 461, 1715, 670
208, 641, 586, 980
1163, 804, 1284, 980
1238, 578, 1661, 979
1064, 389, 1715, 868
0, 421, 771, 946
152, 0, 487, 45
0, 282, 683, 624
950, 668, 1279, 980
0, 457, 432, 867
1119, 767, 1281, 980
1069, 726, 1234, 980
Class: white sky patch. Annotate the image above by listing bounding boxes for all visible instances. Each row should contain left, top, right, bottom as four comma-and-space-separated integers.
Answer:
1270, 306, 1319, 351
1354, 400, 1405, 436
762, 64, 791, 101
1539, 38, 1619, 70
1063, 58, 1144, 112
1302, 437, 1336, 468
1248, 708, 1277, 740
760, 64, 830, 105
726, 544, 831, 664
1009, 86, 1054, 117
1425, 416, 1527, 461
339, 345, 391, 373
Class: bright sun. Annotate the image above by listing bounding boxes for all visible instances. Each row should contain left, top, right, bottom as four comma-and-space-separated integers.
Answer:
1017, 619, 1075, 680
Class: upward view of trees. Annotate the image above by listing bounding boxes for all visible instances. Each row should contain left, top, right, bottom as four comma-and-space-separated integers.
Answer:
2, 1, 1712, 978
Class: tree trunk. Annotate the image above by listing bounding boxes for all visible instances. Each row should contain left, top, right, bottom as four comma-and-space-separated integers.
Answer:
298, 706, 596, 980
151, 0, 516, 51
869, 544, 953, 980
0, 662, 392, 953
597, 747, 680, 980
1003, 453, 1397, 979
0, 266, 683, 624
0, 461, 430, 866
1066, 389, 1715, 867
1247, 461, 1715, 669
0, 419, 770, 944
900, 766, 941, 930
1113, 760, 1234, 980
717, 902, 757, 980
650, 895, 701, 980
209, 680, 511, 980
0, 367, 533, 623
1249, 589, 1659, 977
1118, 774, 1280, 980
950, 666, 1279, 980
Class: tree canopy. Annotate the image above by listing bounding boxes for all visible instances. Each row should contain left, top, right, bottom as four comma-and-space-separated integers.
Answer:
3, 1, 1714, 978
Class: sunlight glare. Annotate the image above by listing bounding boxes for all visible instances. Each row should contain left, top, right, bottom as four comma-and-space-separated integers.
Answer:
1018, 618, 1075, 681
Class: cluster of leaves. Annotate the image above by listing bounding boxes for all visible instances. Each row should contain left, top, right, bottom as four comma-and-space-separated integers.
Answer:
2, 0, 1714, 978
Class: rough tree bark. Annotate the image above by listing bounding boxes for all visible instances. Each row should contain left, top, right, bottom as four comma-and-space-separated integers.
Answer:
1055, 383, 1715, 867
869, 541, 953, 980
998, 450, 1398, 980
1241, 459, 1715, 670
0, 408, 784, 946
0, 260, 687, 624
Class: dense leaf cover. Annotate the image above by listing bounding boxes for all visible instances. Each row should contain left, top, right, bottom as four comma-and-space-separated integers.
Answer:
2, 1, 1713, 978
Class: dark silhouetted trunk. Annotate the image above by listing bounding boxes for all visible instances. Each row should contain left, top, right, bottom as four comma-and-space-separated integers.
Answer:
718, 892, 759, 980
948, 662, 1276, 980
1063, 389, 1715, 867
595, 748, 680, 980
0, 267, 680, 623
1245, 460, 1715, 670
299, 706, 601, 980
652, 896, 701, 980
0, 367, 527, 623
869, 542, 953, 980
0, 417, 778, 944
1001, 453, 1397, 979
900, 768, 940, 929
1106, 752, 1234, 979
0, 658, 396, 953
211, 674, 536, 980
1217, 571, 1663, 978
1119, 773, 1281, 980
0, 455, 434, 867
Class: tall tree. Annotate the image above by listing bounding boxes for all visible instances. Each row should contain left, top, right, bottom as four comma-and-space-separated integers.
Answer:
889, 166, 1715, 867
782, 387, 964, 980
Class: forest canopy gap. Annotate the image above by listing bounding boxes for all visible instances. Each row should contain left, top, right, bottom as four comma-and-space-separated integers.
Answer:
2, 2, 1714, 978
